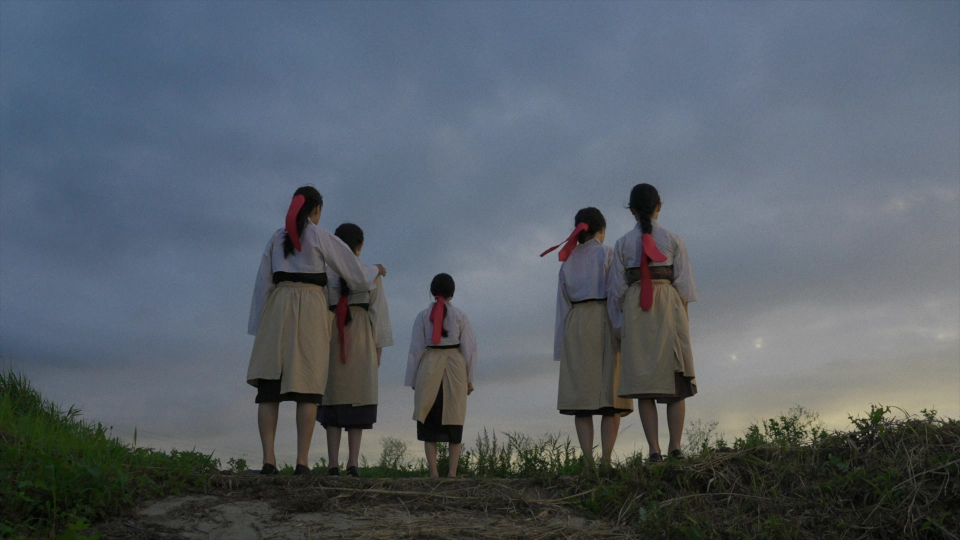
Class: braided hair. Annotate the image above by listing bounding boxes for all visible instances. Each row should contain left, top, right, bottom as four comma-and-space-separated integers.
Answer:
573, 207, 606, 244
628, 183, 660, 234
282, 186, 324, 258
429, 273, 455, 338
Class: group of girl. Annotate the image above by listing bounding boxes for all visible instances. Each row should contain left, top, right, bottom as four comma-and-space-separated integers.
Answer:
245, 182, 696, 477
246, 186, 475, 478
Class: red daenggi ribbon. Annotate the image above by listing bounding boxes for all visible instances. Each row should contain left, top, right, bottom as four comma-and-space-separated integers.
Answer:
285, 195, 306, 252
430, 296, 447, 345
638, 233, 668, 311
540, 222, 589, 262
336, 294, 349, 363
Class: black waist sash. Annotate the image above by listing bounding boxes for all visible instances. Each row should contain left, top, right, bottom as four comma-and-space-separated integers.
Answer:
427, 344, 460, 350
626, 265, 674, 285
273, 272, 328, 287
571, 298, 607, 305
328, 303, 370, 312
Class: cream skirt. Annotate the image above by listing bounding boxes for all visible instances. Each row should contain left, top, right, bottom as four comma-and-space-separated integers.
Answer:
412, 348, 468, 426
619, 280, 696, 399
247, 282, 333, 395
324, 305, 379, 406
557, 301, 634, 416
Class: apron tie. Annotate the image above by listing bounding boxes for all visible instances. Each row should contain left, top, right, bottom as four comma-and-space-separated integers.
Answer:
430, 297, 447, 345
540, 222, 589, 262
638, 233, 668, 311
285, 194, 306, 252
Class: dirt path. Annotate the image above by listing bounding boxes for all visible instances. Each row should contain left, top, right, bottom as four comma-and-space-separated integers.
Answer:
95, 476, 636, 539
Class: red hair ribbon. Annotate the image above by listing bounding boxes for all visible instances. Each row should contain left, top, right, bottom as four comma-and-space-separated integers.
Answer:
336, 294, 349, 363
285, 195, 306, 252
540, 222, 590, 262
430, 296, 447, 345
638, 233, 668, 311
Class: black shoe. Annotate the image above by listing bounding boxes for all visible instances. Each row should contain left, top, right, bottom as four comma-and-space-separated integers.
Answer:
345, 465, 361, 478
326, 466, 341, 476
259, 463, 279, 475
294, 464, 312, 476
669, 449, 684, 460
648, 453, 663, 463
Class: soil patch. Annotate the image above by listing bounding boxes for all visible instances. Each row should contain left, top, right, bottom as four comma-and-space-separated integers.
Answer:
95, 475, 636, 539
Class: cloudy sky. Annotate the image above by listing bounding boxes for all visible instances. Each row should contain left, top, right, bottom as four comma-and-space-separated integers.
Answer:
2, 1, 958, 466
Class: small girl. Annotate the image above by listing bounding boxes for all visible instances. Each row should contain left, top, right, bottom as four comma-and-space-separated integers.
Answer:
611, 183, 698, 462
318, 223, 392, 478
543, 207, 634, 470
246, 186, 372, 475
405, 273, 477, 478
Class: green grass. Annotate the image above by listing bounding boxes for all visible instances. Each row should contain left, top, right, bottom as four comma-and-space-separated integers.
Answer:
0, 370, 219, 539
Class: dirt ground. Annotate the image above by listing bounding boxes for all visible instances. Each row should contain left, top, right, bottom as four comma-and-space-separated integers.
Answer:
95, 475, 637, 539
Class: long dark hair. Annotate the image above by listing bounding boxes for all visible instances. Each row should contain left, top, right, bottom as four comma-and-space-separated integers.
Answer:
573, 207, 606, 244
628, 183, 660, 234
282, 186, 323, 258
334, 223, 364, 325
430, 273, 455, 338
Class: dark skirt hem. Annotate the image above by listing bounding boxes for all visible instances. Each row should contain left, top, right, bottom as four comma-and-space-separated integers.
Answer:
416, 388, 464, 444
560, 406, 633, 418
318, 404, 378, 429
255, 379, 323, 404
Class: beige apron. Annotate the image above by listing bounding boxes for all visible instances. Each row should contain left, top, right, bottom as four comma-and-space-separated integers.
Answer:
558, 301, 634, 415
247, 282, 334, 395
413, 348, 468, 425
324, 305, 379, 406
619, 280, 696, 398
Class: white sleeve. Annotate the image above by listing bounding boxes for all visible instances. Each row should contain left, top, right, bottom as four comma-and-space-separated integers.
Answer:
361, 263, 381, 289
459, 314, 478, 385
404, 313, 427, 387
672, 237, 698, 303
553, 267, 571, 362
610, 238, 629, 314
247, 241, 274, 336
604, 249, 623, 341
316, 227, 370, 292
368, 276, 394, 349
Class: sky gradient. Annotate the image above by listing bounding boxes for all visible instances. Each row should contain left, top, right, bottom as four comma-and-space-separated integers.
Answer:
1, 1, 958, 465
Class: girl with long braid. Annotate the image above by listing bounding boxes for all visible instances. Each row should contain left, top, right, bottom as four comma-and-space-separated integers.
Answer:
246, 186, 374, 476
405, 273, 477, 478
611, 184, 698, 462
542, 207, 633, 471
319, 223, 392, 478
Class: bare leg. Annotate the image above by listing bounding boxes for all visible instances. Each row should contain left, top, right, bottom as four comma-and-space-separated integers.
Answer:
258, 402, 280, 467
295, 402, 318, 467
666, 399, 686, 453
448, 443, 462, 477
599, 414, 621, 466
574, 416, 596, 468
346, 428, 363, 468
637, 399, 661, 455
325, 426, 342, 469
424, 442, 439, 478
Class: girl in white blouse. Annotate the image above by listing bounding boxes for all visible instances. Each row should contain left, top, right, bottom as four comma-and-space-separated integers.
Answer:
246, 186, 373, 476
405, 273, 477, 478
318, 223, 391, 478
611, 183, 698, 462
547, 207, 634, 471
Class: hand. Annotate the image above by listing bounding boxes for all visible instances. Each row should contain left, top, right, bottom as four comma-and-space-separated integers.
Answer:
376, 264, 387, 277
467, 382, 474, 396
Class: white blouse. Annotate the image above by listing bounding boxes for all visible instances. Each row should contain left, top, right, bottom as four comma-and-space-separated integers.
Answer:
326, 265, 395, 349
247, 221, 370, 335
611, 219, 698, 311
404, 301, 478, 386
554, 239, 622, 361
